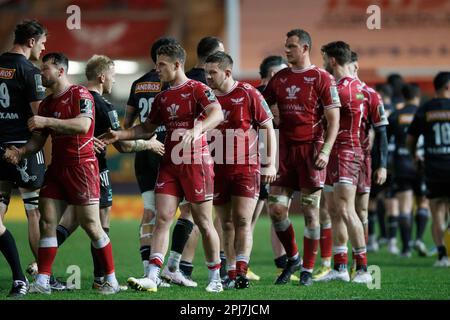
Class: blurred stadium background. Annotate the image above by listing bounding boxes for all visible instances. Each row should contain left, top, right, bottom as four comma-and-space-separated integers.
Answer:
1, 0, 450, 220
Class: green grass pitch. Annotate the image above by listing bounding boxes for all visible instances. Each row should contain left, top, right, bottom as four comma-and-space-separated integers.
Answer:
1, 215, 449, 300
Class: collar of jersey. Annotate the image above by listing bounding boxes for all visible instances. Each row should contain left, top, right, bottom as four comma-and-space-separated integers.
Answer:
291, 64, 315, 73
215, 80, 239, 97
169, 79, 190, 90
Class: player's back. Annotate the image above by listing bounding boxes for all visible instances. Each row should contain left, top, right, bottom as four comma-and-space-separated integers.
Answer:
0, 52, 45, 144
91, 90, 120, 170
128, 70, 165, 130
360, 83, 388, 153
411, 97, 450, 181
39, 85, 96, 166
335, 76, 364, 150
263, 65, 340, 143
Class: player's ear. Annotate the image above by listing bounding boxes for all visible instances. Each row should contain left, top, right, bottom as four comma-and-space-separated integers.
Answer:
174, 60, 180, 70
100, 73, 106, 83
28, 37, 36, 48
225, 69, 232, 78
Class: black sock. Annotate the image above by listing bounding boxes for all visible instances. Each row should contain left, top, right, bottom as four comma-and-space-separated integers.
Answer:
0, 229, 26, 281
415, 208, 429, 241
437, 245, 447, 260
274, 254, 287, 269
171, 218, 194, 254
56, 225, 70, 247
377, 199, 387, 238
388, 216, 399, 240
219, 251, 227, 278
140, 245, 151, 262
368, 210, 376, 236
399, 213, 412, 252
179, 260, 194, 277
91, 228, 109, 278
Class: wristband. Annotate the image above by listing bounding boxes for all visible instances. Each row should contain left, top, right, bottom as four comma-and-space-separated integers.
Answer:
320, 142, 332, 156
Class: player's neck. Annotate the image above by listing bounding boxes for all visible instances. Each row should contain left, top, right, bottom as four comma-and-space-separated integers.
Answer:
9, 45, 30, 59
334, 65, 352, 81
436, 91, 450, 99
218, 78, 236, 94
169, 72, 189, 87
51, 79, 72, 96
291, 56, 311, 70
86, 82, 103, 95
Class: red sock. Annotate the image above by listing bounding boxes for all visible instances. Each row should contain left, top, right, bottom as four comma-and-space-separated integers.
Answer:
236, 261, 248, 276
355, 251, 367, 269
228, 269, 237, 280
38, 247, 57, 275
275, 224, 298, 258
95, 242, 115, 274
333, 252, 348, 268
303, 236, 319, 271
320, 227, 332, 259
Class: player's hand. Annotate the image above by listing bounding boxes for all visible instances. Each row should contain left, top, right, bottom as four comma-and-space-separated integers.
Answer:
373, 167, 387, 185
181, 128, 201, 148
99, 128, 120, 145
314, 152, 329, 170
28, 116, 48, 131
3, 146, 22, 166
148, 135, 165, 156
93, 137, 106, 154
261, 164, 277, 184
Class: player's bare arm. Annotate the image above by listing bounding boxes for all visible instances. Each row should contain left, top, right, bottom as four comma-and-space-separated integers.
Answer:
28, 115, 92, 135
30, 101, 42, 115
315, 107, 340, 170
181, 102, 223, 147
123, 105, 139, 129
260, 120, 277, 184
372, 125, 388, 185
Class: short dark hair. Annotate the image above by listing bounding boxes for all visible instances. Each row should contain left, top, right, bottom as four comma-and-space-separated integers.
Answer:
286, 29, 312, 51
350, 51, 358, 63
205, 51, 233, 70
42, 52, 69, 72
321, 41, 352, 66
197, 36, 223, 62
401, 83, 421, 101
259, 55, 287, 79
375, 83, 393, 98
14, 19, 47, 45
433, 71, 450, 92
156, 44, 186, 64
150, 37, 179, 64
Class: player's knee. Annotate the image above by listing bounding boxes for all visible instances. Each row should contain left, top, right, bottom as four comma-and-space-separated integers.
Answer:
142, 191, 156, 213
234, 215, 251, 230
268, 195, 290, 222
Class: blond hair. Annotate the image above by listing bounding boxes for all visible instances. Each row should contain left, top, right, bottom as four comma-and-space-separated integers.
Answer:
85, 55, 114, 81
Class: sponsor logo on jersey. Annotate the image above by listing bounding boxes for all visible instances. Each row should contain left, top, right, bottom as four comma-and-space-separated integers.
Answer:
80, 99, 93, 115
0, 112, 19, 119
135, 81, 161, 93
61, 98, 70, 105
0, 68, 15, 79
108, 110, 120, 129
399, 113, 414, 125
231, 97, 244, 105
330, 86, 340, 105
286, 85, 300, 100
34, 74, 45, 93
167, 104, 179, 120
181, 93, 191, 99
356, 93, 365, 100
204, 89, 217, 102
279, 78, 287, 83
426, 110, 450, 122
304, 76, 316, 84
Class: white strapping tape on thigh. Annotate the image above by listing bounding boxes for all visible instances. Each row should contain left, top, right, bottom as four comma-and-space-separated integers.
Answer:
22, 191, 39, 210
142, 190, 155, 211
